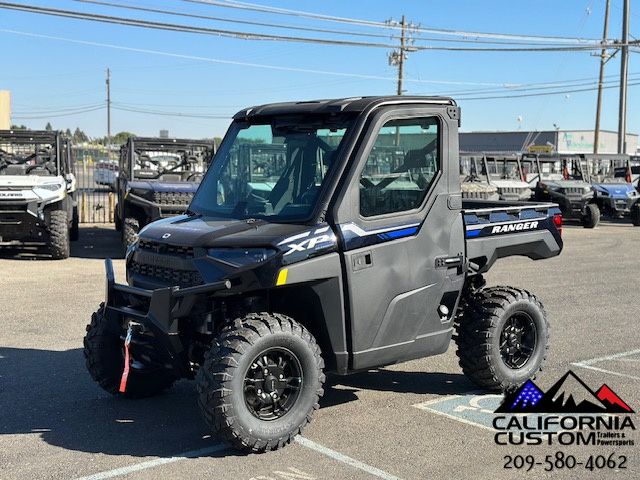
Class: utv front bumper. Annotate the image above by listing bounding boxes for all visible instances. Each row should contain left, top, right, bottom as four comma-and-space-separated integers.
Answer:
0, 200, 50, 246
103, 258, 230, 376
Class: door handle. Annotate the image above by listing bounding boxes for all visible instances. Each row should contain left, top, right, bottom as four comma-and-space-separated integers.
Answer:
435, 255, 464, 269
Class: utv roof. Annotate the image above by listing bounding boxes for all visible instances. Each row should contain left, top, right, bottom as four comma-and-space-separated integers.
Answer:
0, 130, 61, 143
128, 137, 213, 149
233, 96, 457, 119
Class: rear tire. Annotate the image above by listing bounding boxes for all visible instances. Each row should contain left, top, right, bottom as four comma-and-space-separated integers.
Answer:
631, 203, 640, 226
83, 303, 176, 398
455, 286, 549, 392
122, 217, 140, 250
48, 210, 70, 259
196, 312, 325, 452
582, 203, 600, 228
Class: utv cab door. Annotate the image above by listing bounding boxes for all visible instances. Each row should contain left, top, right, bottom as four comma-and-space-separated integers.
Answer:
333, 106, 465, 370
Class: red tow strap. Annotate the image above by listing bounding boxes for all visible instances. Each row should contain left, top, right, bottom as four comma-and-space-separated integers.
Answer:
119, 326, 133, 393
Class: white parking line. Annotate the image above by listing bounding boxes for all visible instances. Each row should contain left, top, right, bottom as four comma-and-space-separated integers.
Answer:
295, 437, 402, 480
75, 437, 403, 480
571, 348, 640, 382
75, 444, 228, 480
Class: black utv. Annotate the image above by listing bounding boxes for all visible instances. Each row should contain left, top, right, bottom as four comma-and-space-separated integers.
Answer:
114, 137, 214, 249
522, 153, 600, 228
0, 130, 79, 258
84, 97, 563, 452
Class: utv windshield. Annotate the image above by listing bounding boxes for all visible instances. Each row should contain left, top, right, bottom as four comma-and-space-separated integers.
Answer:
190, 115, 354, 221
132, 148, 209, 182
0, 139, 60, 176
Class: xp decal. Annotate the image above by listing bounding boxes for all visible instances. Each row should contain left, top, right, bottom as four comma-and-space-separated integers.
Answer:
277, 226, 337, 259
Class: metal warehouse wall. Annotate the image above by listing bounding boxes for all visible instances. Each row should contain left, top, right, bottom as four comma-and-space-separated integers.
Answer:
460, 130, 638, 154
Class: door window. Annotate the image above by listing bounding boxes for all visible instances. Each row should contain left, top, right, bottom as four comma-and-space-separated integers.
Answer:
360, 117, 440, 217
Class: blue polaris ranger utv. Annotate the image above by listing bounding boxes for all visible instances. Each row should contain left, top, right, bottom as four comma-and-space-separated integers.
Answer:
581, 154, 640, 226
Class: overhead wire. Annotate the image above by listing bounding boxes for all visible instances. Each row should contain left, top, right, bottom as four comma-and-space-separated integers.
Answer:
0, 2, 629, 52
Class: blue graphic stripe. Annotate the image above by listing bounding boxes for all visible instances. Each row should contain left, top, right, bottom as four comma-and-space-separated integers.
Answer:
377, 226, 418, 241
465, 229, 481, 238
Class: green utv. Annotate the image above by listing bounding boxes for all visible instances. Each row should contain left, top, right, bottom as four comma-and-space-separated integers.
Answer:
84, 97, 563, 452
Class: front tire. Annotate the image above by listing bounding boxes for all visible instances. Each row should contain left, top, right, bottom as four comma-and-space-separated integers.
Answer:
582, 203, 600, 228
48, 210, 70, 259
122, 217, 140, 250
196, 313, 325, 452
455, 286, 549, 392
83, 303, 176, 398
631, 203, 640, 226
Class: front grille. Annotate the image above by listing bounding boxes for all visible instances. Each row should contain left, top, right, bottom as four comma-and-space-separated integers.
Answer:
152, 191, 194, 206
133, 240, 200, 286
130, 261, 203, 287
563, 187, 586, 195
138, 239, 195, 257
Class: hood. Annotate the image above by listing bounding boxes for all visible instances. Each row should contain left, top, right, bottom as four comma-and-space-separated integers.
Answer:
0, 175, 64, 188
128, 180, 200, 193
542, 179, 591, 189
592, 182, 637, 198
490, 179, 530, 189
138, 214, 312, 250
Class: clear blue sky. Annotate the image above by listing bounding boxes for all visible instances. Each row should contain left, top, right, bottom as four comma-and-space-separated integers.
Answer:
1, 0, 637, 139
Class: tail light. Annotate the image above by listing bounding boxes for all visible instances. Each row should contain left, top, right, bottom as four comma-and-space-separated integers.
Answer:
553, 213, 563, 236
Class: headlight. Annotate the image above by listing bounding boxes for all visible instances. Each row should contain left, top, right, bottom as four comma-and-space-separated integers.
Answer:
598, 190, 609, 197
37, 183, 63, 191
208, 248, 276, 267
627, 190, 639, 198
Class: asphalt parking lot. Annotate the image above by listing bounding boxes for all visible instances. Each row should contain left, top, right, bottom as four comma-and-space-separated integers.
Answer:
1, 222, 638, 480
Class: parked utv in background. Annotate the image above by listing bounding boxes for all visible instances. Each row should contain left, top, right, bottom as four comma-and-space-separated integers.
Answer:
114, 137, 214, 249
522, 153, 600, 228
0, 130, 78, 258
84, 96, 563, 453
459, 154, 499, 200
582, 154, 640, 226
482, 154, 533, 201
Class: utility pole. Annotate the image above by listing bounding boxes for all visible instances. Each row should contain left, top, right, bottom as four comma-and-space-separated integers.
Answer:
387, 15, 418, 96
106, 68, 111, 159
594, 0, 611, 154
397, 15, 406, 96
617, 0, 630, 154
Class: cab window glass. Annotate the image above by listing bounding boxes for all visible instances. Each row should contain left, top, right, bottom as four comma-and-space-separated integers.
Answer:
360, 117, 439, 217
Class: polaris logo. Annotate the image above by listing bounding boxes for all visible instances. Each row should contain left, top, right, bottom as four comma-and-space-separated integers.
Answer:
491, 221, 539, 234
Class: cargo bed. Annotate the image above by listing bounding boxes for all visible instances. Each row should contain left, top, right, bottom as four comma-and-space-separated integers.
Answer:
462, 199, 563, 274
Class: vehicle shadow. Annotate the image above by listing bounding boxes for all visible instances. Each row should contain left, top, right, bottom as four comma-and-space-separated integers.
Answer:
72, 225, 124, 259
322, 369, 476, 408
0, 346, 238, 459
0, 347, 475, 458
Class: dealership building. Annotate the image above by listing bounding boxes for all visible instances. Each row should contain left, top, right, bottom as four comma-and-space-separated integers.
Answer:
460, 129, 638, 155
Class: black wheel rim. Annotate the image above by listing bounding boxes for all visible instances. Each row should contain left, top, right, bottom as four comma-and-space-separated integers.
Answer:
243, 347, 303, 421
499, 312, 537, 369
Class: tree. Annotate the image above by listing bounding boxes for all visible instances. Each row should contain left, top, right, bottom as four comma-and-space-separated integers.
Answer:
65, 128, 72, 137
73, 127, 88, 143
45, 122, 53, 131
10, 124, 28, 130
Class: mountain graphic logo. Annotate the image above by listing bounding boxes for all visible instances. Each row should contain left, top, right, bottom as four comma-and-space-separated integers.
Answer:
495, 370, 634, 414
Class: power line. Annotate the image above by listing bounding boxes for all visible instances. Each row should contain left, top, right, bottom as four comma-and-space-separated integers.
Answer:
72, 0, 605, 48
112, 103, 231, 118
13, 105, 106, 119
0, 3, 627, 52
0, 28, 535, 86
72, 0, 394, 41
182, 0, 606, 44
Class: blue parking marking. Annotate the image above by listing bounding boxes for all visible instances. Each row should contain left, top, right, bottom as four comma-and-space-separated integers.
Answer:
413, 394, 503, 431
